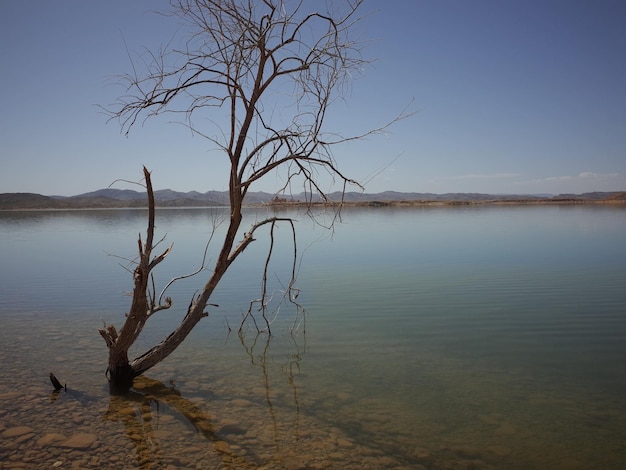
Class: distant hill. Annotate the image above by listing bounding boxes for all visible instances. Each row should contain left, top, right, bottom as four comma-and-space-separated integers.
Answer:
0, 193, 65, 209
1, 189, 625, 210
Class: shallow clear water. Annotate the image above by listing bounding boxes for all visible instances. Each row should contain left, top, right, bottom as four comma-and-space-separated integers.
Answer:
1, 205, 625, 469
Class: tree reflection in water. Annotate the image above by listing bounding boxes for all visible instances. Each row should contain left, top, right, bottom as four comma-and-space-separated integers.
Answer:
238, 331, 305, 451
102, 332, 305, 469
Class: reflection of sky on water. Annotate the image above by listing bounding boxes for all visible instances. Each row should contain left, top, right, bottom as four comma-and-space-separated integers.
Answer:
1, 206, 626, 468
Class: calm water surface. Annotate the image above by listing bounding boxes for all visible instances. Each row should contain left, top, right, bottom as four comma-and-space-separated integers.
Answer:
1, 205, 625, 469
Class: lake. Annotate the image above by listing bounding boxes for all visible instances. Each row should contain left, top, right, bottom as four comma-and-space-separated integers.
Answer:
1, 205, 625, 469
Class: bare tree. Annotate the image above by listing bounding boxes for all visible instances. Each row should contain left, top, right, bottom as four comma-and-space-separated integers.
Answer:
100, 0, 399, 392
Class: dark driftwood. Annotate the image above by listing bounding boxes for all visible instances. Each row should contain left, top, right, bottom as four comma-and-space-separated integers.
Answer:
49, 373, 66, 391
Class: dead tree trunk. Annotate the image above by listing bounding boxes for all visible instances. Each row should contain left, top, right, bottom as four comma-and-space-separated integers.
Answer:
99, 167, 173, 393
100, 166, 246, 392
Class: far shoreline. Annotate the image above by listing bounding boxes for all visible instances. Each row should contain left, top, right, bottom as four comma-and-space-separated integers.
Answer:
2, 196, 626, 212
267, 197, 626, 208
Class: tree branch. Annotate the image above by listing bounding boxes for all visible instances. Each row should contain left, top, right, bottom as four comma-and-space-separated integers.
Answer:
99, 0, 407, 388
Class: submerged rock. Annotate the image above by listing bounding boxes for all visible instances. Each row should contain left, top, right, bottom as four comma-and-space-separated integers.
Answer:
1, 426, 34, 438
36, 433, 67, 446
59, 432, 97, 449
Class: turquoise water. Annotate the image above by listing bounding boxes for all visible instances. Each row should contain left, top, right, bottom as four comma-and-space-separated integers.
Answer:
1, 205, 625, 469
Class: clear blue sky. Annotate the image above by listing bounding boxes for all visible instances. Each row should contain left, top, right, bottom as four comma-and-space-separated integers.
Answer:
1, 1, 625, 196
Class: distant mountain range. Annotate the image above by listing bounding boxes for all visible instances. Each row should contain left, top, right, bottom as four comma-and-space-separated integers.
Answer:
1, 188, 625, 210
